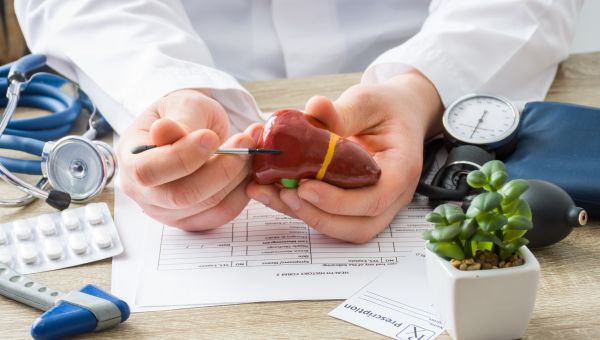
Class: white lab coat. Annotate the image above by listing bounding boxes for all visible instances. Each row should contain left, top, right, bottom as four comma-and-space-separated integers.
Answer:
15, 0, 581, 135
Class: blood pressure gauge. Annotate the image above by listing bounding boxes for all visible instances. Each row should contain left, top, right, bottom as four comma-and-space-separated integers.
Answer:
442, 94, 520, 157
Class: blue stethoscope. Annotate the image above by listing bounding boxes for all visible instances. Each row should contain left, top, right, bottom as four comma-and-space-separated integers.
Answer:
0, 54, 117, 210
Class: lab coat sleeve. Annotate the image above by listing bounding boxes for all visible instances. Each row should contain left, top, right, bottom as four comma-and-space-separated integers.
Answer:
13, 0, 262, 135
362, 0, 583, 108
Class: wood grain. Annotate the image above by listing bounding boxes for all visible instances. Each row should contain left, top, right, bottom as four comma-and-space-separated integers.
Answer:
0, 1, 27, 65
1, 53, 599, 340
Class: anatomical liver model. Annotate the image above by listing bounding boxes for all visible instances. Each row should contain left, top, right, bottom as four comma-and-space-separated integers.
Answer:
253, 109, 381, 189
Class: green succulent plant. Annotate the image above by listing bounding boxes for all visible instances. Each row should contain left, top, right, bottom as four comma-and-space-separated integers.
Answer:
422, 160, 532, 261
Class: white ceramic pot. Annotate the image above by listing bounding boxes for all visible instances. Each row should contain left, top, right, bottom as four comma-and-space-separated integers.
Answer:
425, 246, 540, 340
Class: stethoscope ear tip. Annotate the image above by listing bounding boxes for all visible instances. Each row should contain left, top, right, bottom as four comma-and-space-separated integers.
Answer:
45, 190, 71, 211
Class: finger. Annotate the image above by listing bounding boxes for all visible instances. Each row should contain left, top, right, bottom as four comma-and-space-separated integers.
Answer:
245, 122, 264, 144
159, 89, 230, 140
123, 128, 220, 187
149, 118, 188, 146
132, 163, 249, 220
246, 182, 298, 219
296, 150, 418, 217
117, 91, 228, 159
304, 95, 349, 135
173, 178, 252, 231
279, 189, 402, 244
305, 88, 385, 137
141, 178, 252, 231
116, 110, 159, 159
147, 131, 255, 209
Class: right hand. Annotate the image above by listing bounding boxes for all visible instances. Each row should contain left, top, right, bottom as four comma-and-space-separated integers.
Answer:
117, 89, 262, 230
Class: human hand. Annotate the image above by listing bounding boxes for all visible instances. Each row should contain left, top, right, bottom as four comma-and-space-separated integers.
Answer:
247, 71, 443, 243
117, 89, 262, 230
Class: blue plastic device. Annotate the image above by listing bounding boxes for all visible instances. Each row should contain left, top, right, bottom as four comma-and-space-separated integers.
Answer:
0, 264, 130, 340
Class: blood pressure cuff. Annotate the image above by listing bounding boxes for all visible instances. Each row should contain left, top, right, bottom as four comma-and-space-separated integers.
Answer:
504, 101, 600, 217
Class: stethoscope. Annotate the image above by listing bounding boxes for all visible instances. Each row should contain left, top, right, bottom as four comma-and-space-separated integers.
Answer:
0, 54, 117, 210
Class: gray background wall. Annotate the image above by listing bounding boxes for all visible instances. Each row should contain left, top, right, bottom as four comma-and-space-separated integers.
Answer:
571, 1, 600, 53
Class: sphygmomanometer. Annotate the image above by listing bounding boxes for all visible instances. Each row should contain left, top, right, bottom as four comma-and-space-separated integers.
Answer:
417, 94, 596, 248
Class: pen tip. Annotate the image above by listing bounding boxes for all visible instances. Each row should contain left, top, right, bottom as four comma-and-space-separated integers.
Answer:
131, 145, 156, 154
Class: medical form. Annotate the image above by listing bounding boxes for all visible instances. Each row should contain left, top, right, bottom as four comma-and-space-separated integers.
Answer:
134, 200, 432, 307
157, 201, 426, 270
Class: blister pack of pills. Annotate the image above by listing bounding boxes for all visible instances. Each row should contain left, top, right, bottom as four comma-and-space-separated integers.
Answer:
0, 203, 123, 274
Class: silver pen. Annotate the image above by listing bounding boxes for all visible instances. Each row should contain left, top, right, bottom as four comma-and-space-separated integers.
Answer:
215, 148, 281, 155
131, 144, 281, 155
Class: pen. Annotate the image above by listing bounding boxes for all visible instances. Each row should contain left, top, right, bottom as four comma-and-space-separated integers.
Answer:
130, 144, 281, 155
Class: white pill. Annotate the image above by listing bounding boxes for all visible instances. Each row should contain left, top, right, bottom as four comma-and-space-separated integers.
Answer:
93, 228, 112, 249
38, 215, 57, 236
19, 244, 38, 264
0, 228, 7, 245
0, 249, 11, 265
61, 210, 80, 230
69, 234, 88, 255
44, 239, 63, 260
85, 204, 104, 225
14, 220, 32, 240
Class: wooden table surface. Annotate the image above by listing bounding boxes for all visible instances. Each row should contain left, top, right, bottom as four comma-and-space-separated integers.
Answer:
1, 52, 600, 339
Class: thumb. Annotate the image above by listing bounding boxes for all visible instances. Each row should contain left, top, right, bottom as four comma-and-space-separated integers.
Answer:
304, 95, 352, 137
149, 118, 188, 146
305, 90, 384, 137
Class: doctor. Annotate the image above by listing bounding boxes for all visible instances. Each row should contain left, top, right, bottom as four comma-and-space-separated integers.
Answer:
15, 1, 581, 243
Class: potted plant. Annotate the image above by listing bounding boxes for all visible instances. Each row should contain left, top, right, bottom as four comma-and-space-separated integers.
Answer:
422, 160, 540, 340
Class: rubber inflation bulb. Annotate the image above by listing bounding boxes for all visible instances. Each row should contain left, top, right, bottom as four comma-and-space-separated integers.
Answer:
522, 180, 587, 248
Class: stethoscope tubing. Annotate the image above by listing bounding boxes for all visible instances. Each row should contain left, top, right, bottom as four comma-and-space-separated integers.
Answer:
0, 79, 80, 140
0, 134, 44, 175
0, 63, 85, 175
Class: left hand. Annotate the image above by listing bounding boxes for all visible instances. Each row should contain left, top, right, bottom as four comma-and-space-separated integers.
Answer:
246, 71, 443, 243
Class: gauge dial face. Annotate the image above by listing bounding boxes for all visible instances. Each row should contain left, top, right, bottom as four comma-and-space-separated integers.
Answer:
443, 94, 519, 145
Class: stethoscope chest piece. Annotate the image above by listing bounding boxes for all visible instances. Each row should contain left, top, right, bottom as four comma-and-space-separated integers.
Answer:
41, 136, 113, 203
0, 54, 117, 210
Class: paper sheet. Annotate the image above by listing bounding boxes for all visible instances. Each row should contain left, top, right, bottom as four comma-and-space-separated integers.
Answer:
329, 251, 444, 340
111, 175, 196, 312
134, 200, 432, 307
112, 136, 447, 311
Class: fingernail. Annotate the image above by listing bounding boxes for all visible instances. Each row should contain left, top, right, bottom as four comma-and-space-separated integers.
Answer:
253, 194, 270, 206
281, 191, 301, 211
300, 190, 319, 204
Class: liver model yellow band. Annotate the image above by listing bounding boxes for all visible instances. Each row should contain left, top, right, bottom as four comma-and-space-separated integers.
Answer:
315, 133, 340, 181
